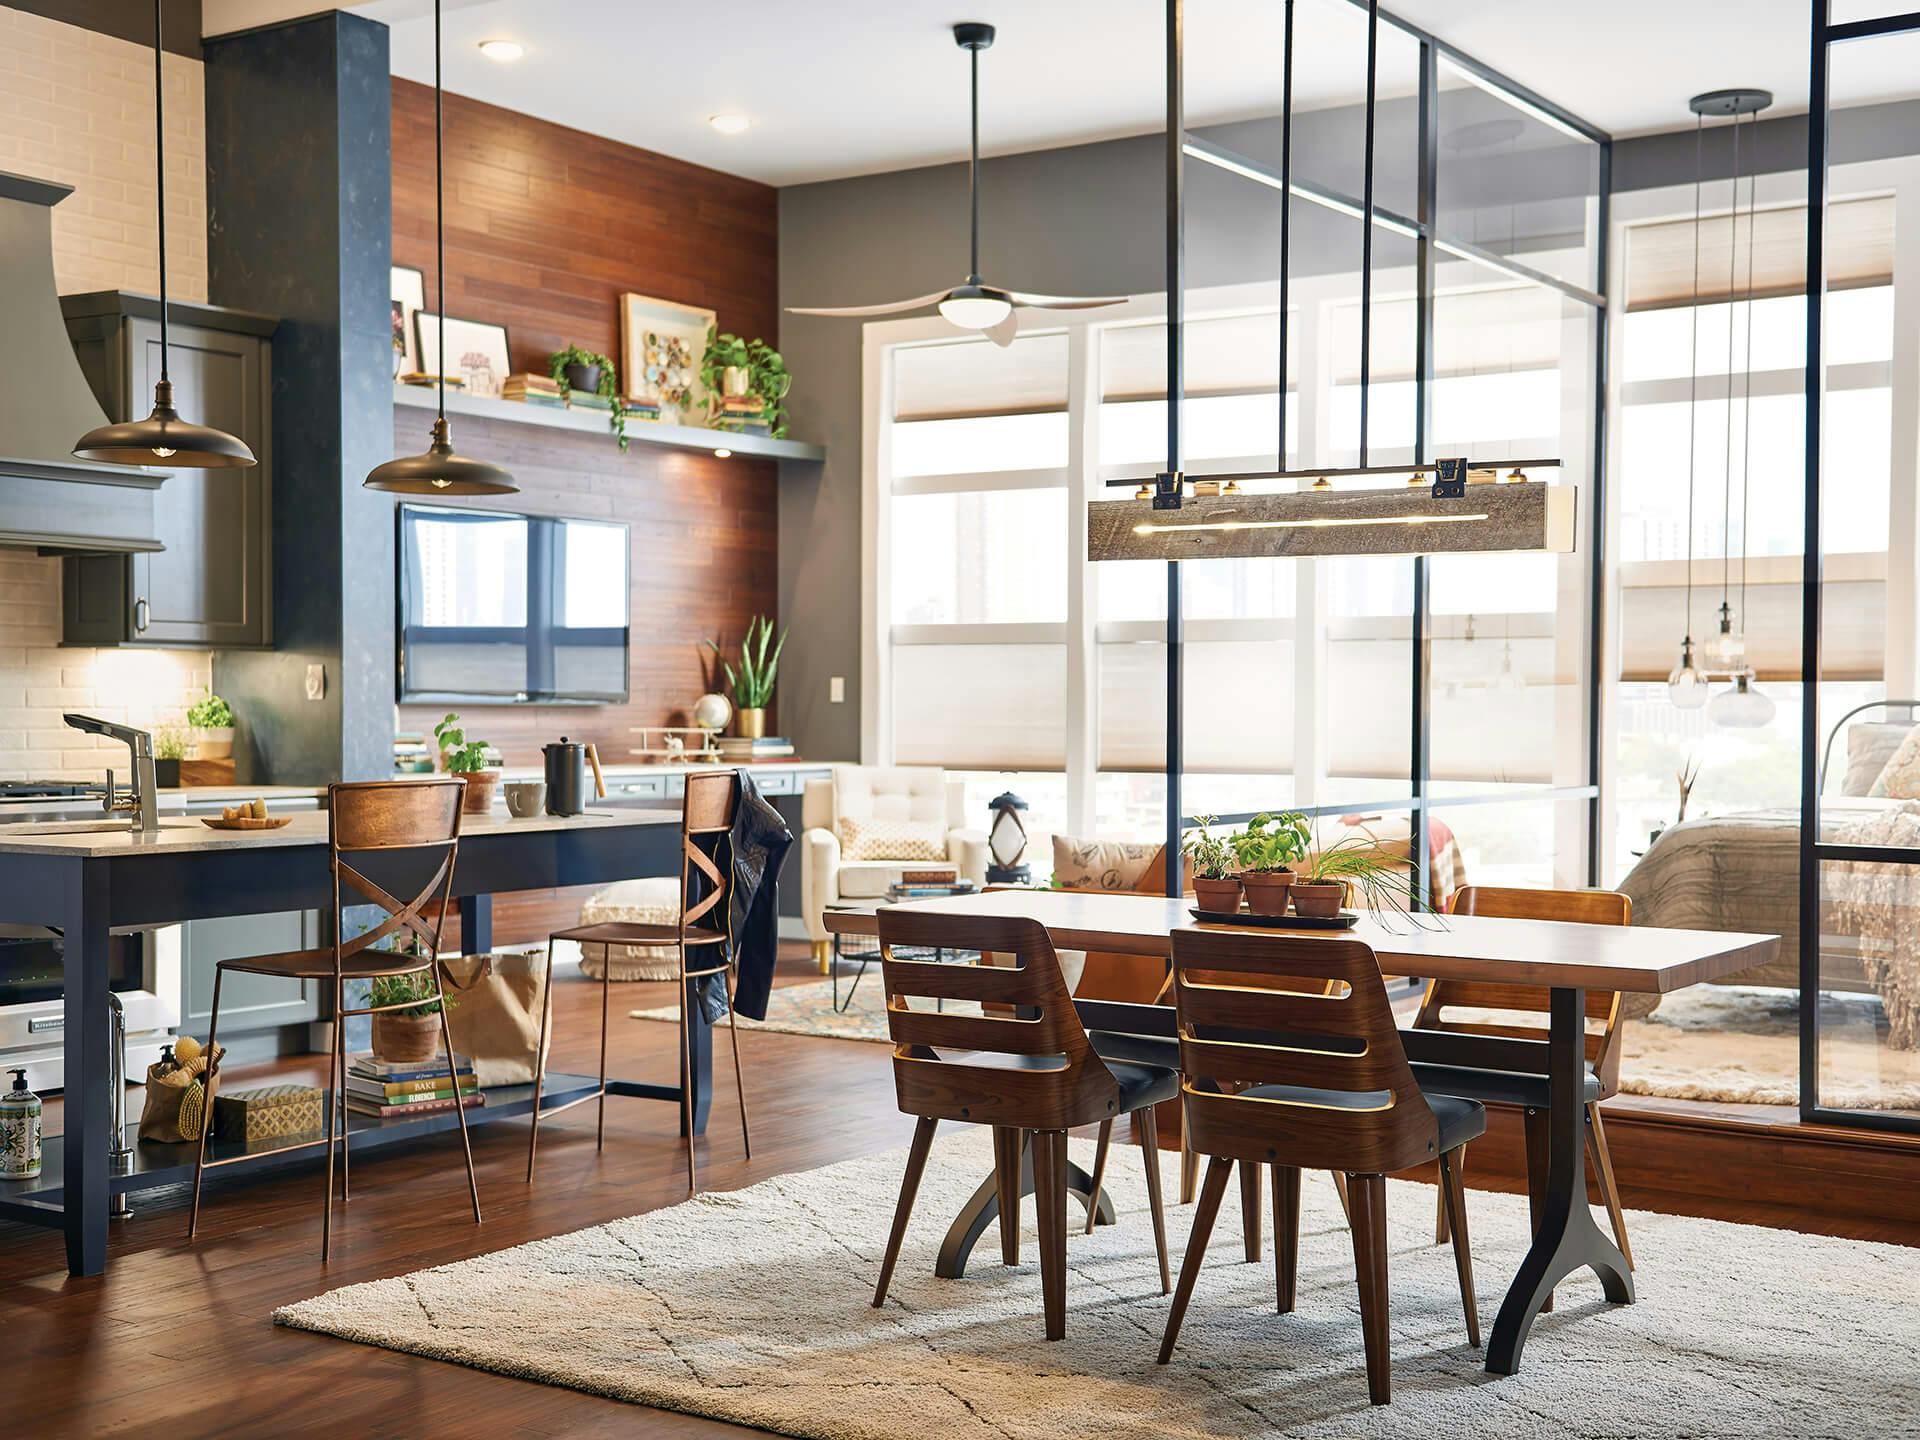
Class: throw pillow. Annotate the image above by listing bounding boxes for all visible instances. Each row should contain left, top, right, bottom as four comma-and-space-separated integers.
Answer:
1052, 834, 1161, 891
839, 815, 948, 861
1848, 721, 1915, 796
1874, 726, 1920, 800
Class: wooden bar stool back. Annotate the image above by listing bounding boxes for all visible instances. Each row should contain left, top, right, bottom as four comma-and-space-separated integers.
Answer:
869, 910, 1176, 1340
1417, 884, 1635, 1269
1159, 926, 1484, 1405
530, 769, 750, 1196
188, 778, 479, 1260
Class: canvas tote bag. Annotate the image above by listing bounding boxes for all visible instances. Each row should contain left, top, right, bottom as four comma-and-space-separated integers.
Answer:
437, 952, 554, 1087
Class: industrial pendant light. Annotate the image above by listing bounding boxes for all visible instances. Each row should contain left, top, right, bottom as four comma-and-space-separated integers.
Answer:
72, 0, 255, 470
365, 0, 516, 494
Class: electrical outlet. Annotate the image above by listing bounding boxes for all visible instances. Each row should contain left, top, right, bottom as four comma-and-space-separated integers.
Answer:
829, 675, 845, 704
305, 663, 327, 701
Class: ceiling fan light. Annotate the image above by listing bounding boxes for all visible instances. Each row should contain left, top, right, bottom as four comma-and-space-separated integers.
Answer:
938, 289, 1014, 331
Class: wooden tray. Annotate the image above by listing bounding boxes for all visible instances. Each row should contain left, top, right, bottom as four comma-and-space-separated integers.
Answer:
200, 816, 292, 830
1189, 906, 1359, 930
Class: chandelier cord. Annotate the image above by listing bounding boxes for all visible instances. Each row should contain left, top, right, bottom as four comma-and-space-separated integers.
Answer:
1684, 113, 1703, 643
1739, 109, 1758, 642
1721, 112, 1740, 613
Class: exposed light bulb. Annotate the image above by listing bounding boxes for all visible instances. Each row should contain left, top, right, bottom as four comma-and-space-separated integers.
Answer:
708, 113, 751, 135
712, 448, 732, 459
477, 39, 524, 62
1668, 638, 1707, 709
151, 446, 176, 458
1709, 670, 1775, 728
938, 292, 1014, 330
1704, 602, 1744, 669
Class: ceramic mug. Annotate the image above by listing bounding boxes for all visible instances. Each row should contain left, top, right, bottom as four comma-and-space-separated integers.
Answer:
504, 781, 546, 819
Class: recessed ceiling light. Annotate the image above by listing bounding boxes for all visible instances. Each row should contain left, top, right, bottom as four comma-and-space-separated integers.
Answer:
478, 39, 524, 62
712, 448, 733, 459
708, 113, 751, 136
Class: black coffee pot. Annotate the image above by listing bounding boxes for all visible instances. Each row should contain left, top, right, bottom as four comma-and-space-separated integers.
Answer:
542, 737, 605, 816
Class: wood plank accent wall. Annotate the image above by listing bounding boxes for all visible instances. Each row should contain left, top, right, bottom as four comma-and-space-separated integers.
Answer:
390, 80, 781, 767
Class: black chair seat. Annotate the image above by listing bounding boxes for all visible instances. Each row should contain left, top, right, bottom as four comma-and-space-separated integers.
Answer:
1244, 1083, 1487, 1153
1408, 1060, 1601, 1110
1089, 1029, 1180, 1072
954, 1048, 1179, 1112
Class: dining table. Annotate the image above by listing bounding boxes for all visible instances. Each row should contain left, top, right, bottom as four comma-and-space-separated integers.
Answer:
825, 887, 1780, 1376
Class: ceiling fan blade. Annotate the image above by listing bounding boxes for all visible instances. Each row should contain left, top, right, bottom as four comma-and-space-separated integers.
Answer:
1006, 291, 1130, 310
984, 311, 1019, 348
786, 289, 951, 319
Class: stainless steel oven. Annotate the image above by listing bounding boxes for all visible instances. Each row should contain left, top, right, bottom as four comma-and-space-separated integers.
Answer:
0, 923, 180, 1093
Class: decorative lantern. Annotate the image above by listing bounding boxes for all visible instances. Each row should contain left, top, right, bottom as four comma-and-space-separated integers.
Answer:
986, 791, 1030, 884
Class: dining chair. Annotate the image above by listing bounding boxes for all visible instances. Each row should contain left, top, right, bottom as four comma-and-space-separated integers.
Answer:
870, 909, 1178, 1341
1159, 925, 1483, 1407
1413, 885, 1635, 1273
528, 769, 749, 1196
188, 778, 480, 1261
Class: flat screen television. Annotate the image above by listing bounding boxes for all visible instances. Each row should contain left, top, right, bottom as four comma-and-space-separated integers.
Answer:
396, 502, 630, 704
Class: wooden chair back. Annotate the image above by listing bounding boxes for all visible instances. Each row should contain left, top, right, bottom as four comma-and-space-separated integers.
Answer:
326, 778, 464, 972
678, 770, 738, 947
876, 910, 1123, 1130
1172, 926, 1439, 1175
1417, 884, 1632, 1091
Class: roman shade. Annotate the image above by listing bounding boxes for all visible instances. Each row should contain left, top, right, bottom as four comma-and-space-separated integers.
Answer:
1623, 196, 1891, 312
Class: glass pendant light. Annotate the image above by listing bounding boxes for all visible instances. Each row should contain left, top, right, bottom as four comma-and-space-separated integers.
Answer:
1668, 638, 1708, 709
1667, 106, 1707, 710
1705, 600, 1746, 670
73, 0, 255, 470
1710, 669, 1775, 728
365, 0, 516, 495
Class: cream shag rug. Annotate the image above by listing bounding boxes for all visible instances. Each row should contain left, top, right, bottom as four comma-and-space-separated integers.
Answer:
277, 1125, 1920, 1438
635, 981, 1920, 1111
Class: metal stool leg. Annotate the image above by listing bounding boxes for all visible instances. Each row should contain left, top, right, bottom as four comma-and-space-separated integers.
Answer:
527, 936, 558, 1182
596, 945, 612, 1149
434, 966, 482, 1226
186, 966, 224, 1240
726, 964, 750, 1159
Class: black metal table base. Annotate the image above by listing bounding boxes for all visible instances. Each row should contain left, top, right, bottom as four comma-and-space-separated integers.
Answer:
1483, 986, 1634, 1374
935, 1130, 1115, 1279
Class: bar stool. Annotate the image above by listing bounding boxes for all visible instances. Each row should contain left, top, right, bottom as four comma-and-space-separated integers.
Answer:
188, 778, 480, 1260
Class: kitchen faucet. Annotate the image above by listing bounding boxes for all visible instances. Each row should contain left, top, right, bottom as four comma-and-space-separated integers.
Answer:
62, 714, 159, 834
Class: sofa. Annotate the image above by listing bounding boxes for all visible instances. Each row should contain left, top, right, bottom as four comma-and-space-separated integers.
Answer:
800, 765, 990, 970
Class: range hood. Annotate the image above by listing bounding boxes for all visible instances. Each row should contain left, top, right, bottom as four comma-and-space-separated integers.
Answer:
0, 171, 164, 554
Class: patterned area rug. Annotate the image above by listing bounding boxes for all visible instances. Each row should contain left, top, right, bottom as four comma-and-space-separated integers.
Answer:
632, 980, 1920, 1110
277, 1124, 1920, 1438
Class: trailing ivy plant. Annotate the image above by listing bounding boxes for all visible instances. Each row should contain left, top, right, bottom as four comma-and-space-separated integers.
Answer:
548, 344, 627, 451
699, 326, 794, 438
704, 616, 787, 709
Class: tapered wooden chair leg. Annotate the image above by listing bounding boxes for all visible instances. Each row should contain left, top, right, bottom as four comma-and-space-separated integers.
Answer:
1347, 1173, 1392, 1406
1135, 1107, 1171, 1295
1083, 1119, 1112, 1236
874, 1117, 938, 1306
435, 972, 482, 1226
1435, 1143, 1463, 1244
1331, 1169, 1351, 1225
1032, 1129, 1070, 1340
1438, 1147, 1479, 1347
1239, 1160, 1262, 1262
187, 966, 223, 1241
1158, 1155, 1233, 1364
527, 938, 558, 1182
993, 1126, 1024, 1264
1272, 1163, 1300, 1313
1179, 1135, 1198, 1205
1586, 1102, 1634, 1270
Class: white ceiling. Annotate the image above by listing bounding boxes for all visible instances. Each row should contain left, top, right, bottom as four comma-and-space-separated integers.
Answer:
213, 1, 1920, 186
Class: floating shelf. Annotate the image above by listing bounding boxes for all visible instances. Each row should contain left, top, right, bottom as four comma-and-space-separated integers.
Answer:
393, 383, 825, 463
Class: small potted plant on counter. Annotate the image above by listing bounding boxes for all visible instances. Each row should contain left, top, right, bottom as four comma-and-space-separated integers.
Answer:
1184, 816, 1243, 914
435, 712, 498, 814
187, 689, 236, 759
1231, 810, 1311, 916
1290, 828, 1423, 918
154, 725, 188, 788
706, 616, 786, 739
368, 971, 444, 1063
548, 344, 627, 450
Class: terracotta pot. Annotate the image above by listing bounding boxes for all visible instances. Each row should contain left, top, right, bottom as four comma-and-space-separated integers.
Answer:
457, 769, 498, 814
1191, 877, 1244, 914
734, 706, 766, 739
1239, 869, 1294, 916
1290, 881, 1346, 918
372, 1011, 441, 1064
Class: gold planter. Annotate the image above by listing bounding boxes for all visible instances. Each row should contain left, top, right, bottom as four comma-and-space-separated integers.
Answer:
734, 707, 766, 739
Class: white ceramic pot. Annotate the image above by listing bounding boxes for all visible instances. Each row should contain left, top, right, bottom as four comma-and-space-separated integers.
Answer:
192, 726, 235, 760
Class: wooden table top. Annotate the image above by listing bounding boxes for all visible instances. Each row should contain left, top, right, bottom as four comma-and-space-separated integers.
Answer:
822, 888, 1780, 995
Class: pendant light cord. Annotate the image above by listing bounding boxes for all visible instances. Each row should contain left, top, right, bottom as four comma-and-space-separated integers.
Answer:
1357, 0, 1377, 469
1276, 0, 1294, 468
1720, 113, 1741, 613
968, 42, 981, 282
435, 0, 446, 425
153, 0, 170, 383
1739, 109, 1758, 639
1683, 113, 1703, 642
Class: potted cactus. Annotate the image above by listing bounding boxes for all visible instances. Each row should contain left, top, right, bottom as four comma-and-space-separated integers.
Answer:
1183, 817, 1243, 914
1231, 810, 1312, 916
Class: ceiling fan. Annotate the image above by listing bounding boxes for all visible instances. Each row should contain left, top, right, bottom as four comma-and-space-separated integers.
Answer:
787, 22, 1128, 347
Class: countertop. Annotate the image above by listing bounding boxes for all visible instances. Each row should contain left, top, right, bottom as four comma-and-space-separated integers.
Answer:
0, 805, 679, 859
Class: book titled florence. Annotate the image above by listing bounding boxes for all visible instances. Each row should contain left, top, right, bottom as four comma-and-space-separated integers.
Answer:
345, 1072, 480, 1100
346, 1091, 485, 1119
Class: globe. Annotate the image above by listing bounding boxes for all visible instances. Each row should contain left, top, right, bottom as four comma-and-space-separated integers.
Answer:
692, 692, 732, 731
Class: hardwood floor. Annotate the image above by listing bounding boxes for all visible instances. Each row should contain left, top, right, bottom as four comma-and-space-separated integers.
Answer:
7, 948, 1920, 1436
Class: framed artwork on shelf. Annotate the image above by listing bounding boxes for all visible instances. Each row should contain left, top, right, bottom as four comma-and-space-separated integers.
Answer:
619, 292, 715, 426
391, 265, 425, 374
414, 312, 511, 399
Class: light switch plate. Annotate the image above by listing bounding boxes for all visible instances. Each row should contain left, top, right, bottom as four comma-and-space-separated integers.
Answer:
305, 663, 327, 701
829, 675, 845, 704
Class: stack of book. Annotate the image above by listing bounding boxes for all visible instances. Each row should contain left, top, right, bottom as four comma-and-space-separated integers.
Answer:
624, 397, 663, 423
717, 735, 794, 760
344, 1054, 484, 1119
392, 733, 434, 774
888, 874, 977, 902
712, 395, 771, 435
568, 388, 615, 412
399, 371, 465, 389
503, 373, 565, 408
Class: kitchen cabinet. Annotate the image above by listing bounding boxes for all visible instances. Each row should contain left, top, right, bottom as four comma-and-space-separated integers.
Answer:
180, 910, 321, 1040
60, 292, 275, 649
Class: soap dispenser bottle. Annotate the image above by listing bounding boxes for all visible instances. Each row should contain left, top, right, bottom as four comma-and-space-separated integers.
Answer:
0, 1067, 42, 1180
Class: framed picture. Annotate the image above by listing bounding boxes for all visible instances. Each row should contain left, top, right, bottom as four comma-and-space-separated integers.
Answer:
391, 265, 426, 374
414, 312, 511, 399
620, 292, 716, 425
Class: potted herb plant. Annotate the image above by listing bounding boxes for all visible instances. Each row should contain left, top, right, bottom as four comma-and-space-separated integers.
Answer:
699, 327, 794, 438
187, 690, 236, 760
1183, 816, 1242, 913
548, 344, 627, 450
369, 971, 443, 1063
1231, 810, 1312, 916
705, 617, 786, 739
154, 725, 188, 789
1291, 829, 1423, 918
434, 712, 498, 814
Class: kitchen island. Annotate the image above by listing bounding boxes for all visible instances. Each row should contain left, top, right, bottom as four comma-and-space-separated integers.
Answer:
0, 804, 687, 1276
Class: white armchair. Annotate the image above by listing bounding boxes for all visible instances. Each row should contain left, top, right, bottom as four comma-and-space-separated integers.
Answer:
800, 765, 989, 970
